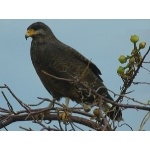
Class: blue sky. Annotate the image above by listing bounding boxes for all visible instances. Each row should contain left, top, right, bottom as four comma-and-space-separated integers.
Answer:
0, 19, 150, 130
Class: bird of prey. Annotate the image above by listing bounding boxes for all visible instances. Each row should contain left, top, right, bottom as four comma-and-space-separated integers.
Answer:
25, 22, 122, 121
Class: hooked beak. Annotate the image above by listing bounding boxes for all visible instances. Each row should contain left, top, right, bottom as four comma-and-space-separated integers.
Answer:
25, 29, 36, 40
25, 34, 28, 40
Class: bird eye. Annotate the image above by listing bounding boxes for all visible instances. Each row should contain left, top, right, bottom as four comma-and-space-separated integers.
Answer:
33, 27, 38, 30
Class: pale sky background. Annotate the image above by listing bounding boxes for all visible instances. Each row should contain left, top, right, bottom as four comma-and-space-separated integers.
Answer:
0, 19, 150, 131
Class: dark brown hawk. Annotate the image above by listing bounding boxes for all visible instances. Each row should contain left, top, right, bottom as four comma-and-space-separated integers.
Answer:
25, 22, 122, 121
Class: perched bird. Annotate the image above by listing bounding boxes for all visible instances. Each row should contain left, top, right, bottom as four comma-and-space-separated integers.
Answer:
25, 22, 122, 121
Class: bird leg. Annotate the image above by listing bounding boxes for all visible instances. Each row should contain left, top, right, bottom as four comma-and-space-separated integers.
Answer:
48, 98, 57, 109
65, 97, 70, 107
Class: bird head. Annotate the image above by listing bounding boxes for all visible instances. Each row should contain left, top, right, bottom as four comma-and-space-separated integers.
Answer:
25, 22, 54, 40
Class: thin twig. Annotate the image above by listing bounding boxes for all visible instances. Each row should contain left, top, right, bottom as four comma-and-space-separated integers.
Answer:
118, 123, 133, 131
1, 91, 15, 113
53, 125, 61, 130
71, 122, 84, 131
108, 89, 148, 106
143, 61, 150, 63
41, 70, 73, 82
33, 120, 51, 131
0, 107, 10, 113
28, 100, 45, 107
141, 66, 150, 73
19, 126, 33, 131
4, 84, 31, 112
133, 82, 150, 85
0, 121, 8, 131
139, 111, 150, 131
37, 97, 64, 108
69, 122, 76, 131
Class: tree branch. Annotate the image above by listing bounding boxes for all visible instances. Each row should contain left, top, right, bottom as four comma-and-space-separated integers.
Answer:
0, 109, 111, 131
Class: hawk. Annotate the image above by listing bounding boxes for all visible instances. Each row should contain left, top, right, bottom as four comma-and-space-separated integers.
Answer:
25, 22, 122, 121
